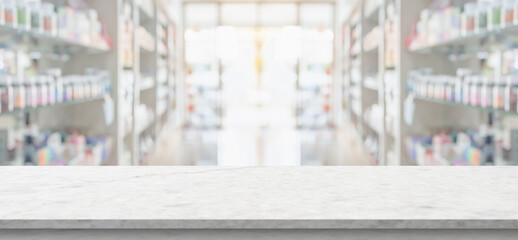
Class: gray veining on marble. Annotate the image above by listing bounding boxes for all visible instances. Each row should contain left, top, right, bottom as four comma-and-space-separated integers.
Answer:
0, 167, 517, 229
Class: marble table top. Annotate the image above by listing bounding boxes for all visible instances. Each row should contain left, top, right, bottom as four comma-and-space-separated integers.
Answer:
0, 167, 517, 229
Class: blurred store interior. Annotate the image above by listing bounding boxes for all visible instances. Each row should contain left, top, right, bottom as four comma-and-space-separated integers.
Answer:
0, 0, 517, 166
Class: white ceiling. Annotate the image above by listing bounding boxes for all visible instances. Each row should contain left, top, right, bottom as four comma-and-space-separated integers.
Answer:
166, 0, 352, 24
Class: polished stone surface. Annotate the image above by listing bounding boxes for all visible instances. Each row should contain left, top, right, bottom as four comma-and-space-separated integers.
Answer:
0, 167, 517, 229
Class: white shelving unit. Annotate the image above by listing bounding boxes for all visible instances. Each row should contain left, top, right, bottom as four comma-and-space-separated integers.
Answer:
342, 0, 384, 165
129, 0, 180, 165
341, 0, 518, 166
0, 0, 180, 166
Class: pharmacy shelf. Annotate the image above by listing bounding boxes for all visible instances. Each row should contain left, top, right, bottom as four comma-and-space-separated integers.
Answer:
124, 0, 174, 165
342, 0, 386, 164
116, 0, 178, 165
0, 25, 109, 54
0, 0, 180, 166
413, 96, 518, 116
409, 25, 518, 54
373, 0, 518, 166
0, 95, 105, 116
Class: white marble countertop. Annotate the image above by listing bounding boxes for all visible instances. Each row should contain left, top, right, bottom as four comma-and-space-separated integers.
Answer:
0, 167, 517, 229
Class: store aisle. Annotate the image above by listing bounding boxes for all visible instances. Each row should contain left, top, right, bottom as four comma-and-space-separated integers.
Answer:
149, 7, 364, 166
152, 60, 370, 166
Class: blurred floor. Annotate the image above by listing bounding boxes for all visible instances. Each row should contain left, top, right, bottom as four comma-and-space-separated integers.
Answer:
148, 125, 371, 166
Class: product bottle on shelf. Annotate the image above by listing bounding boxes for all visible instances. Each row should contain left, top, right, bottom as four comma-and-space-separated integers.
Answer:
12, 77, 25, 110
494, 77, 506, 109
501, 0, 516, 27
48, 69, 63, 103
0, 75, 13, 112
488, 0, 503, 30
24, 77, 37, 108
16, 0, 30, 31
481, 77, 494, 108
63, 78, 72, 101
3, 0, 17, 27
456, 69, 469, 103
42, 3, 57, 36
505, 75, 518, 112
470, 76, 482, 106
28, 1, 42, 32
477, 0, 491, 32
462, 3, 477, 36
46, 75, 56, 105
38, 76, 48, 106
463, 76, 472, 105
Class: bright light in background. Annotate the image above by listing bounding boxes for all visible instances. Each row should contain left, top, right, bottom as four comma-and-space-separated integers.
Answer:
217, 26, 299, 111
214, 26, 303, 165
216, 26, 240, 69
182, 2, 336, 165
184, 29, 216, 64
